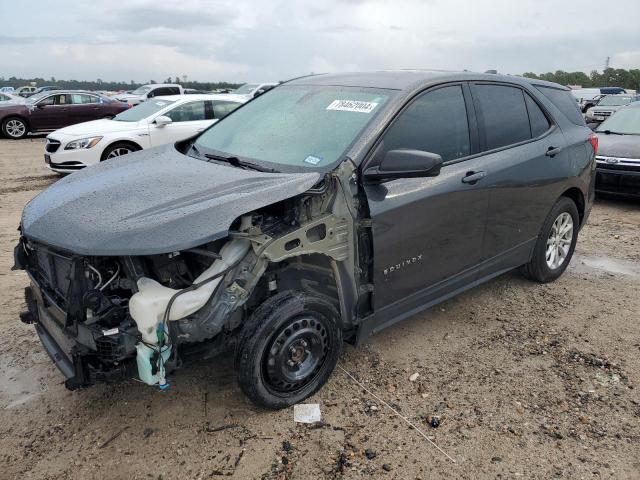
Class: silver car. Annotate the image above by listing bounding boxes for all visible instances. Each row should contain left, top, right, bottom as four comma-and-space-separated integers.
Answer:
586, 94, 639, 123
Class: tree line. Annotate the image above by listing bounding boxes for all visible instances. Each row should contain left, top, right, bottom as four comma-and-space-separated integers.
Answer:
3, 68, 640, 92
522, 68, 640, 90
0, 76, 242, 92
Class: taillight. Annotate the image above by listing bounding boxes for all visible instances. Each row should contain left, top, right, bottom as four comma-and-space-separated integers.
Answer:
128, 103, 133, 109
588, 133, 598, 154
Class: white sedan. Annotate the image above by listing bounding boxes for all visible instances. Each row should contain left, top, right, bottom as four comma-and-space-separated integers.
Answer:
44, 94, 246, 173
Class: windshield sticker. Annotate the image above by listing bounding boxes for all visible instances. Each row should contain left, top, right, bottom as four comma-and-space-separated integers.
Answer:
304, 155, 323, 165
327, 100, 379, 113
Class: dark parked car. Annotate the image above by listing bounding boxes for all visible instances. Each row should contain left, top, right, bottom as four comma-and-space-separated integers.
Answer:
594, 103, 640, 197
14, 71, 596, 409
0, 91, 128, 139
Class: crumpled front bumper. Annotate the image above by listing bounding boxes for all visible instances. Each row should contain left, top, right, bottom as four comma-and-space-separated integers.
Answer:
15, 241, 136, 389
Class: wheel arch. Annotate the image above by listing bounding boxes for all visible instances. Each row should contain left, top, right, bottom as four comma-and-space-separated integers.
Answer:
1, 114, 31, 130
560, 187, 585, 226
252, 253, 357, 337
99, 139, 143, 161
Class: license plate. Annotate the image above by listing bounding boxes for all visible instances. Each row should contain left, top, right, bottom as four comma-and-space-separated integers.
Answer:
44, 154, 51, 164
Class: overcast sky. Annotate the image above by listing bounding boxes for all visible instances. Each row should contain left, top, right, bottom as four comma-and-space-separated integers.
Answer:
1, 0, 638, 83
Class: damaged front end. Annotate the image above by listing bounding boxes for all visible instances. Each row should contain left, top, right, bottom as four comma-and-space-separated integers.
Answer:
14, 160, 368, 391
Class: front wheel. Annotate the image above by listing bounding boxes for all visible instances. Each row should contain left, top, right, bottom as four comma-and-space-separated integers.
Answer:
235, 291, 342, 409
2, 117, 29, 139
521, 197, 579, 283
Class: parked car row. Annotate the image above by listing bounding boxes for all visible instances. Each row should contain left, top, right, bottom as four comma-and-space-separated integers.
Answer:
571, 86, 632, 112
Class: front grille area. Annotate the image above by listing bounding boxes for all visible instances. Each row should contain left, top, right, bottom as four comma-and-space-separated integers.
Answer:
32, 245, 73, 305
45, 139, 61, 153
593, 111, 612, 117
596, 157, 640, 172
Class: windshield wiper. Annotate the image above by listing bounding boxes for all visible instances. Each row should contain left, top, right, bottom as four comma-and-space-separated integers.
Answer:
204, 152, 277, 173
601, 130, 625, 135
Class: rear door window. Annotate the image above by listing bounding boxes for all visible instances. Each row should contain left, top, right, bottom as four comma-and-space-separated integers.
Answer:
71, 94, 98, 104
380, 85, 471, 162
165, 101, 207, 122
474, 84, 531, 150
534, 86, 586, 126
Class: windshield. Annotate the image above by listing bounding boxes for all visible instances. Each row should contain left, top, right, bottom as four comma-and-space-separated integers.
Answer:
597, 108, 640, 135
232, 84, 260, 95
114, 99, 174, 122
131, 86, 152, 95
598, 96, 633, 107
194, 85, 393, 171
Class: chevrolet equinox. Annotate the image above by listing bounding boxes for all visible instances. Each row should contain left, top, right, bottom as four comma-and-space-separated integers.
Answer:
14, 71, 597, 409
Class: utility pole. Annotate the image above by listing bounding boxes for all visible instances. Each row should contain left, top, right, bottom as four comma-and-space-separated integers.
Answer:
604, 57, 610, 86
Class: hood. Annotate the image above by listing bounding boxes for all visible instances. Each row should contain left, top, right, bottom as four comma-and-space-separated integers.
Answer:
21, 145, 321, 256
591, 104, 625, 112
115, 94, 141, 101
51, 119, 142, 138
596, 133, 640, 159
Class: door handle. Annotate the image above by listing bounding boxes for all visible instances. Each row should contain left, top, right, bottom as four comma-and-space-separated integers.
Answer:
545, 146, 562, 157
461, 171, 486, 184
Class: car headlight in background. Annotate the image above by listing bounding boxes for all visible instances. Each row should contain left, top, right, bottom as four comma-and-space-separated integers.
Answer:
64, 137, 103, 150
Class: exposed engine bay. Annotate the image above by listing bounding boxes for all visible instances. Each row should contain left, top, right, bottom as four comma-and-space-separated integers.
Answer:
14, 161, 371, 391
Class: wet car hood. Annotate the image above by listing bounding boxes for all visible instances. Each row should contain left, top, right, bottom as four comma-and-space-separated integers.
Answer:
21, 145, 321, 256
596, 134, 640, 159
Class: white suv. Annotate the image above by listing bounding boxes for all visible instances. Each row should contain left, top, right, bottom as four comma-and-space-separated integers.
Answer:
114, 84, 184, 105
44, 94, 246, 173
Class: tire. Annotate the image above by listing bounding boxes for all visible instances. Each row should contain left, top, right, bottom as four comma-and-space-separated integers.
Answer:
101, 142, 139, 161
235, 291, 342, 409
2, 117, 29, 139
521, 197, 579, 283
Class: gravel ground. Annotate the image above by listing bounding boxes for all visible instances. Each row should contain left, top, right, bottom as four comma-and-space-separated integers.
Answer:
0, 138, 639, 480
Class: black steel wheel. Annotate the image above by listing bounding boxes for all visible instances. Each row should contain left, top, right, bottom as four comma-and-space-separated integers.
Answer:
235, 291, 342, 409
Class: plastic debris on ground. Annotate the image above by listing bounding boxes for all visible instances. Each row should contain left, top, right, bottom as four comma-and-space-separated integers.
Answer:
293, 403, 321, 423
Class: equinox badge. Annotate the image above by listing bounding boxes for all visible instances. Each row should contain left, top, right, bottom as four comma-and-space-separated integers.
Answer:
383, 254, 424, 276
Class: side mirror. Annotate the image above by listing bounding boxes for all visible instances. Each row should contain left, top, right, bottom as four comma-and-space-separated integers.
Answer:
364, 149, 443, 181
154, 115, 173, 127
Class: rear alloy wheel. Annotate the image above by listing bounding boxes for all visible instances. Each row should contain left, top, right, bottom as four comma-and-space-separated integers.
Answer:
2, 117, 28, 139
236, 291, 342, 409
102, 142, 138, 160
545, 212, 573, 270
521, 197, 579, 283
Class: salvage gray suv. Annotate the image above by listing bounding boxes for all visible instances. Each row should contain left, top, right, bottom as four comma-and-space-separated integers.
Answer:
14, 71, 597, 409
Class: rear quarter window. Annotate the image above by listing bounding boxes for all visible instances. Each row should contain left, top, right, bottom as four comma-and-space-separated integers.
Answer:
534, 86, 586, 126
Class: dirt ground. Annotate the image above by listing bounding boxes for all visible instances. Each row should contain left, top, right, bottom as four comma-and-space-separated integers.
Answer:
1, 138, 639, 480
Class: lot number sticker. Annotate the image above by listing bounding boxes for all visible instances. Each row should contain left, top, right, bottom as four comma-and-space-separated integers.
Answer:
327, 100, 379, 113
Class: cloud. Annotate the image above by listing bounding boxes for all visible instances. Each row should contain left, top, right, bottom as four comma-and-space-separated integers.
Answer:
0, 0, 638, 83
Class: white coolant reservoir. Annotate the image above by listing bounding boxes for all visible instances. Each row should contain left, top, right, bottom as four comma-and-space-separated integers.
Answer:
128, 216, 252, 385
129, 237, 250, 343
